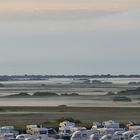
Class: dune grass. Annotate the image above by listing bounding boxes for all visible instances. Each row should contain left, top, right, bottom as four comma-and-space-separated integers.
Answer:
0, 106, 139, 130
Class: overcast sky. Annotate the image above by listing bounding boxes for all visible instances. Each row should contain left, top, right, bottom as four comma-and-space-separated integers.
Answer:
0, 0, 140, 75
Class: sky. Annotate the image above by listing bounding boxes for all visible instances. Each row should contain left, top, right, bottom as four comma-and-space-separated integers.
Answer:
0, 0, 140, 75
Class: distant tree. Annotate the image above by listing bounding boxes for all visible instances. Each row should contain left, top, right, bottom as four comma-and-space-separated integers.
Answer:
33, 92, 58, 96
0, 83, 4, 87
113, 96, 131, 102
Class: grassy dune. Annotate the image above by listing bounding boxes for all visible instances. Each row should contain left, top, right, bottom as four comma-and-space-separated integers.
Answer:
0, 106, 139, 129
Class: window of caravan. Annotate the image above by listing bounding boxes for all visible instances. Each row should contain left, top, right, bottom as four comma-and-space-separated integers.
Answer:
18, 136, 24, 139
107, 136, 112, 140
130, 134, 134, 138
82, 134, 87, 138
72, 133, 81, 138
39, 130, 47, 134
65, 130, 71, 134
94, 137, 99, 140
4, 134, 14, 138
48, 129, 57, 134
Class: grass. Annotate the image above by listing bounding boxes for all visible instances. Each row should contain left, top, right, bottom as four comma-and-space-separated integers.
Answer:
0, 106, 139, 130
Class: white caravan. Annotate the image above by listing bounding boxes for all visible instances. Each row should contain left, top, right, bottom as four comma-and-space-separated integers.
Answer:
59, 121, 86, 136
16, 134, 34, 140
0, 133, 15, 140
122, 131, 137, 140
88, 134, 100, 140
71, 129, 98, 140
129, 126, 140, 131
92, 120, 119, 130
102, 120, 119, 129
131, 134, 140, 140
100, 134, 113, 140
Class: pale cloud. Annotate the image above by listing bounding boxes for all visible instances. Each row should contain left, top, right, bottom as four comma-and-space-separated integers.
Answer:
0, 0, 140, 14
0, 9, 139, 34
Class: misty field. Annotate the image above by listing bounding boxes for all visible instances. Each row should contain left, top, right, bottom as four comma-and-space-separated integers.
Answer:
0, 78, 139, 130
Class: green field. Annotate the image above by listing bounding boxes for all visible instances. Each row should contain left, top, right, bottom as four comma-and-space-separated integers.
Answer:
0, 106, 139, 130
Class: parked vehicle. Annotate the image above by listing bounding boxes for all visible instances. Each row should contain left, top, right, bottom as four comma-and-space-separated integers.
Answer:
100, 134, 112, 140
48, 128, 58, 138
92, 120, 119, 130
102, 120, 119, 129
71, 129, 97, 140
122, 131, 137, 140
113, 131, 125, 140
129, 126, 140, 131
59, 121, 86, 137
88, 134, 100, 140
26, 125, 38, 134
131, 134, 140, 140
0, 133, 15, 140
16, 134, 33, 140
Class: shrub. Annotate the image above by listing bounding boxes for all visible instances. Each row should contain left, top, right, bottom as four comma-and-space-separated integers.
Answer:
57, 117, 82, 124
33, 92, 58, 96
113, 96, 132, 102
0, 83, 4, 87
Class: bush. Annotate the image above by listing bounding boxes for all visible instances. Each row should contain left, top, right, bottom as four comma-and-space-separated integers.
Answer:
0, 83, 4, 87
113, 96, 132, 102
33, 92, 58, 96
57, 117, 82, 124
60, 93, 79, 96
6, 92, 31, 97
18, 92, 30, 96
106, 92, 115, 96
117, 88, 140, 96
58, 105, 67, 107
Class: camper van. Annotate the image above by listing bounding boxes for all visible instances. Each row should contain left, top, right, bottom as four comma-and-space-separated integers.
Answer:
26, 125, 38, 134
16, 134, 33, 140
59, 121, 86, 136
92, 120, 120, 131
88, 134, 100, 140
0, 133, 15, 140
129, 126, 140, 131
59, 121, 75, 136
122, 131, 137, 140
71, 129, 97, 140
100, 134, 112, 140
131, 134, 140, 140
102, 120, 119, 129
0, 126, 15, 133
